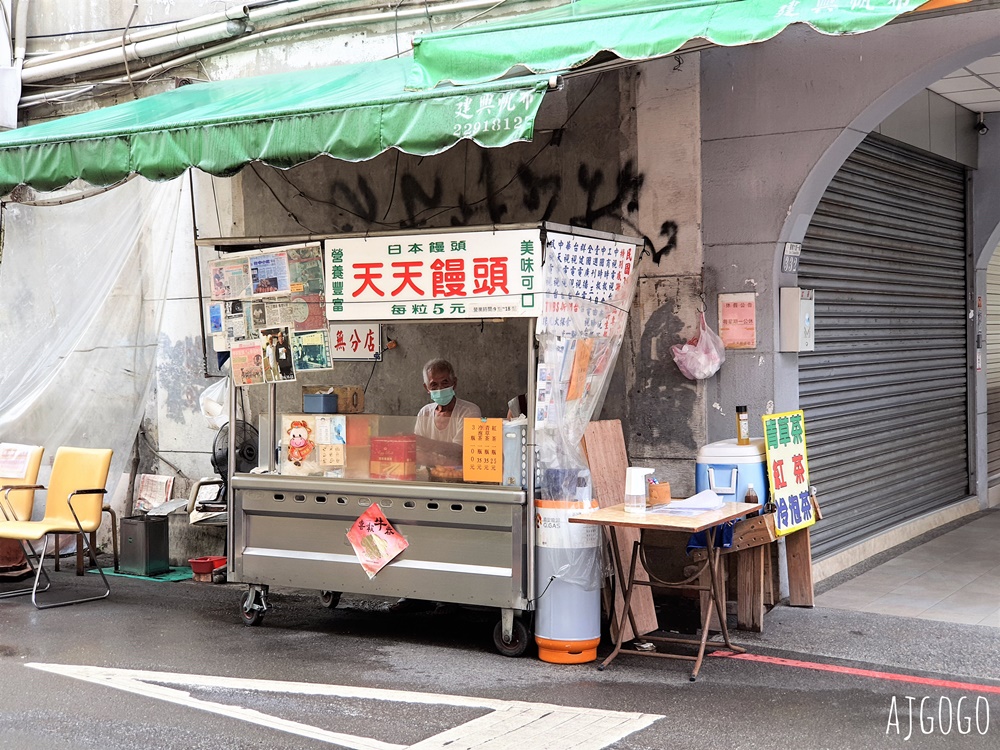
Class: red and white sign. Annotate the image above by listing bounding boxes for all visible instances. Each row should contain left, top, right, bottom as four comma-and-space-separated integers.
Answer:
346, 504, 408, 579
329, 322, 382, 361
324, 229, 540, 320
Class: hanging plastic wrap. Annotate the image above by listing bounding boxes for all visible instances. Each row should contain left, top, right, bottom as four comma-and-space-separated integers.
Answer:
533, 230, 640, 591
0, 176, 189, 519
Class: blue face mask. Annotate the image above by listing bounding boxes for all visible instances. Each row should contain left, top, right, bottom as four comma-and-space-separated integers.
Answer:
429, 387, 456, 406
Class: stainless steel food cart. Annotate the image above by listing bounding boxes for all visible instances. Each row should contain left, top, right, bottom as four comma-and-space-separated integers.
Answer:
217, 223, 639, 657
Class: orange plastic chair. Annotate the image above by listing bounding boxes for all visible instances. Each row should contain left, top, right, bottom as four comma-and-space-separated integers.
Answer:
0, 447, 113, 609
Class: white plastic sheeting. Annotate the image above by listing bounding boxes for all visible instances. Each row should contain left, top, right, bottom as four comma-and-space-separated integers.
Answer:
534, 236, 640, 591
0, 176, 189, 513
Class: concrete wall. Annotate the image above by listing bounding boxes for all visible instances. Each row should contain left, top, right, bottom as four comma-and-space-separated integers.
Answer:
701, 13, 1000, 443
628, 55, 705, 498
231, 71, 638, 431
699, 11, 1000, 571
875, 89, 979, 168
973, 114, 1000, 505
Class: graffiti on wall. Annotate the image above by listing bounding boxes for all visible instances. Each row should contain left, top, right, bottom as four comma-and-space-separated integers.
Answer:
271, 151, 679, 264
157, 335, 208, 422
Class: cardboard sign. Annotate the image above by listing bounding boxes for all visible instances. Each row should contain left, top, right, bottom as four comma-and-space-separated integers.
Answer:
346, 504, 408, 579
761, 409, 814, 537
463, 418, 503, 483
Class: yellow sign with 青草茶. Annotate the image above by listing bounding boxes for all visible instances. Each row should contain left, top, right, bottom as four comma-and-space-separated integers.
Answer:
761, 409, 814, 537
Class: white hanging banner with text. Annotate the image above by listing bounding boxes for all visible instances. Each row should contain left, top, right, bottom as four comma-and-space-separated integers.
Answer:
324, 229, 540, 321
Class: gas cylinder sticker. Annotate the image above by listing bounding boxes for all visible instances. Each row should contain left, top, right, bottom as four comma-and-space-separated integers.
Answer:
535, 507, 600, 549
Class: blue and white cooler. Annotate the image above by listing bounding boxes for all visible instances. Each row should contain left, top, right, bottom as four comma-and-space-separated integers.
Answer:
695, 438, 769, 508
690, 438, 769, 551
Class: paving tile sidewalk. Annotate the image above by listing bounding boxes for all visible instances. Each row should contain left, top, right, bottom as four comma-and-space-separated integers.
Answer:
816, 509, 1000, 626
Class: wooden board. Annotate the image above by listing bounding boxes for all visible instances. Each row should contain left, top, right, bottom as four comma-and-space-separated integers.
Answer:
693, 514, 772, 632
728, 514, 776, 553
786, 527, 815, 607
736, 546, 765, 632
582, 421, 658, 642
763, 542, 780, 607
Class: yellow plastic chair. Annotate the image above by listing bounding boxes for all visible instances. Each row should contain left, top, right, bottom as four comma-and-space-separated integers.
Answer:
0, 444, 44, 522
0, 444, 45, 596
0, 447, 113, 609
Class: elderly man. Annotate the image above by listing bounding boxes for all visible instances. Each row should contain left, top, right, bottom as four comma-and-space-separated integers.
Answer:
413, 358, 481, 466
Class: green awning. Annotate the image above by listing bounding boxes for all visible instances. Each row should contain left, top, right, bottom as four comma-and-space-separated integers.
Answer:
408, 0, 921, 88
0, 57, 550, 193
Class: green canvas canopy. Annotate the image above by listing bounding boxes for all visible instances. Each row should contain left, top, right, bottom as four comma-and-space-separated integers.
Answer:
408, 0, 926, 88
0, 57, 550, 193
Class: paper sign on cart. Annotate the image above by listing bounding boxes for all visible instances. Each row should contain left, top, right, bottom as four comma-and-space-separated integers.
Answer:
761, 409, 814, 537
463, 418, 503, 484
346, 504, 408, 579
0, 443, 33, 479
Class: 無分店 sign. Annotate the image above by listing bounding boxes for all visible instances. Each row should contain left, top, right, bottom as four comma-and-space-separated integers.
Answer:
761, 409, 814, 537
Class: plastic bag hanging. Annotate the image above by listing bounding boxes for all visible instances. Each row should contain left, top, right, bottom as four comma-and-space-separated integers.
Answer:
199, 376, 231, 431
671, 312, 726, 380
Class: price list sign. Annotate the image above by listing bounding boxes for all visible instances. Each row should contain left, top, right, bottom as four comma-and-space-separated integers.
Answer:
538, 233, 637, 338
463, 418, 503, 484
761, 409, 815, 537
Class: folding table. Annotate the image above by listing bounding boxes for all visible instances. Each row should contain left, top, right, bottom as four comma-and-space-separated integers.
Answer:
570, 501, 758, 680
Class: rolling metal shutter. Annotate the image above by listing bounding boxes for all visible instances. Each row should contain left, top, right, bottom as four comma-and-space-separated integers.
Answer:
798, 135, 969, 559
987, 257, 1000, 479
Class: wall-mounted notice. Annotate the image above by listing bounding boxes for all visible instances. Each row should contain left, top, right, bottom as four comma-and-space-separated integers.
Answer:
718, 292, 756, 349
329, 322, 382, 361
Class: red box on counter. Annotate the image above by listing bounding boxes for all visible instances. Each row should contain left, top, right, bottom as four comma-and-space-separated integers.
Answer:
369, 435, 416, 480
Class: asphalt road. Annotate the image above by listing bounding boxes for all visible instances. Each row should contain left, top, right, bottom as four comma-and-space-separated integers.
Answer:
0, 561, 998, 749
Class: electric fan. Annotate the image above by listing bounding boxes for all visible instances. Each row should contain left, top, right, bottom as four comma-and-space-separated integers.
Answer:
202, 420, 260, 508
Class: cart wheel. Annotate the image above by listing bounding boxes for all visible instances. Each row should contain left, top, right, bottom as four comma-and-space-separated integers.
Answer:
240, 590, 265, 627
493, 618, 530, 658
319, 591, 341, 609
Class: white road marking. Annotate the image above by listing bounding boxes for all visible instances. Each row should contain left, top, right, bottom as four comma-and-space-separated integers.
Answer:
27, 663, 662, 749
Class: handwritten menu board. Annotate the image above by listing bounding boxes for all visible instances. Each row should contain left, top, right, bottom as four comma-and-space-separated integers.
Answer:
463, 418, 503, 484
762, 409, 814, 537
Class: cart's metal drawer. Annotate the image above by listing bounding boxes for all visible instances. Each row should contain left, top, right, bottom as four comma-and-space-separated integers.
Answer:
230, 474, 529, 609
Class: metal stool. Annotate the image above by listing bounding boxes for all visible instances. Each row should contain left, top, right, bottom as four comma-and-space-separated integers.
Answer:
53, 505, 119, 575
